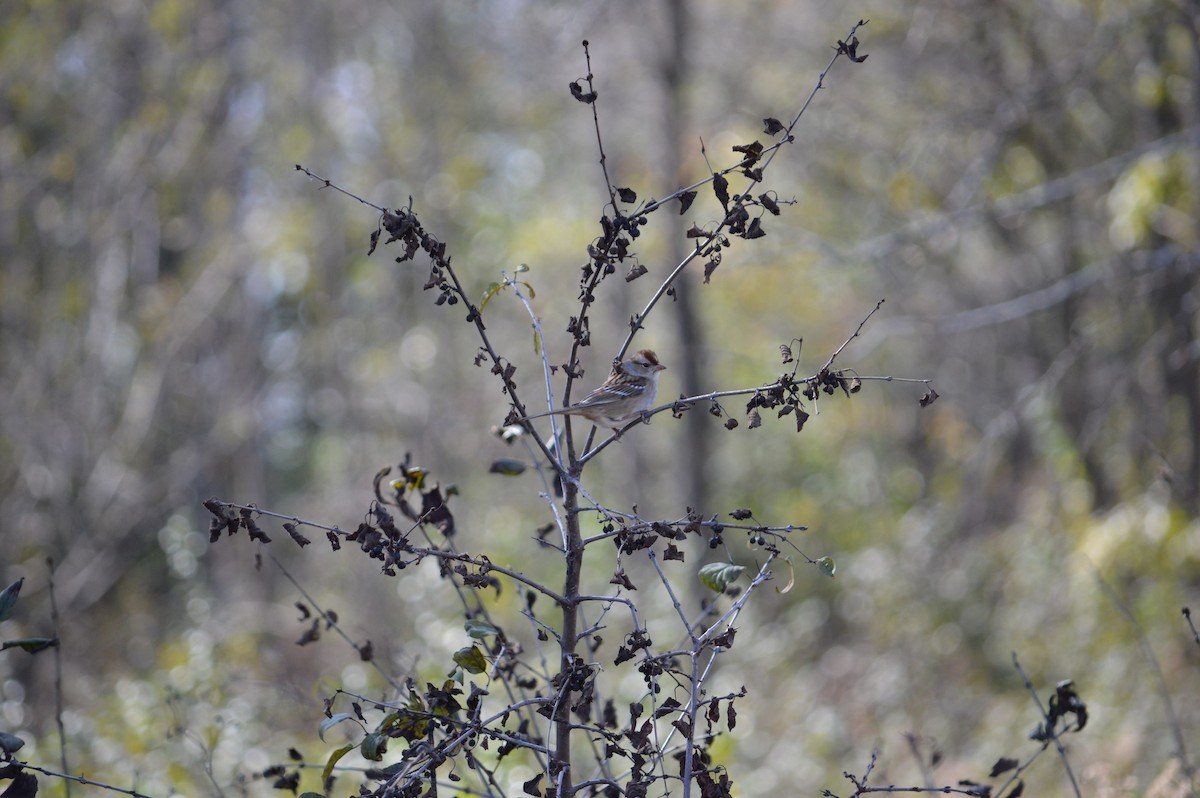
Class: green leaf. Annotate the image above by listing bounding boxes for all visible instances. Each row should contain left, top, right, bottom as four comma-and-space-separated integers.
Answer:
452, 645, 488, 674
0, 731, 25, 754
361, 730, 387, 761
488, 458, 527, 476
318, 712, 358, 743
1, 637, 57, 654
521, 280, 535, 299
817, 556, 836, 579
465, 619, 500, 639
698, 562, 745, 593
321, 743, 354, 783
479, 281, 502, 312
0, 578, 24, 623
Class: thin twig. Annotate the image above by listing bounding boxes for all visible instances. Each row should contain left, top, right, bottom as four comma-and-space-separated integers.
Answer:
382, 702, 556, 795
407, 546, 569, 606
1010, 652, 1082, 798
822, 299, 885, 371
1093, 571, 1196, 791
575, 364, 929, 463
13, 761, 160, 798
506, 272, 569, 477
580, 41, 620, 213
47, 558, 71, 798
269, 554, 406, 693
573, 594, 642, 631
679, 642, 702, 798
1185, 607, 1200, 647
839, 785, 983, 796
294, 166, 565, 474
695, 554, 777, 646
647, 552, 699, 645
582, 517, 806, 547
902, 733, 935, 790
294, 164, 387, 212
617, 19, 870, 362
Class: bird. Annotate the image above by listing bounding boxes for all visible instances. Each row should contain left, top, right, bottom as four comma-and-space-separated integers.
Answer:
515, 349, 666, 429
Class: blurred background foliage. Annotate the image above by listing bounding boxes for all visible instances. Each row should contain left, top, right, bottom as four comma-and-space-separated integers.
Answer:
1, 0, 1198, 795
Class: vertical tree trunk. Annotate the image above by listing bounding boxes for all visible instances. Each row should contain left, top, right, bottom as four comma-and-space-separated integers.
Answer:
556, 472, 582, 796
661, 0, 711, 511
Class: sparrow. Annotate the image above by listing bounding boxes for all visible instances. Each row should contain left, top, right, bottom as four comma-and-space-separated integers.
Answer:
517, 350, 665, 429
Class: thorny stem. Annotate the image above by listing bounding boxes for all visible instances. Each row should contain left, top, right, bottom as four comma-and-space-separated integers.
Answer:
822, 299, 885, 371
295, 164, 386, 212
582, 516, 807, 546
842, 788, 990, 796
12, 761, 159, 798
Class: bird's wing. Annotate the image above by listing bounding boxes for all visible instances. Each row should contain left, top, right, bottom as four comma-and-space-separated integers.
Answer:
572, 382, 642, 409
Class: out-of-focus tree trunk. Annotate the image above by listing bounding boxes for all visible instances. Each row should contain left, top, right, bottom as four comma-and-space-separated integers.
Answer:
1145, 10, 1200, 512
660, 0, 711, 511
